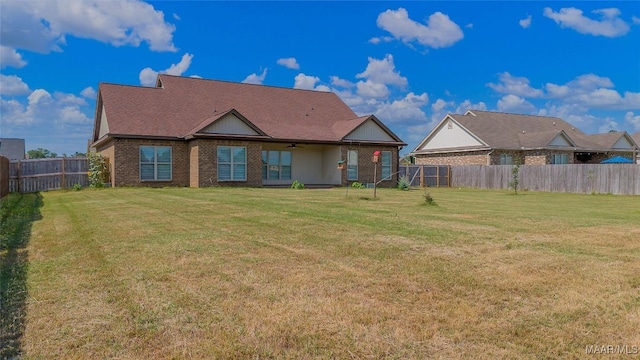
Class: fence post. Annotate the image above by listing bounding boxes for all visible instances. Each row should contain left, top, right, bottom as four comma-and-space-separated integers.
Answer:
420, 166, 424, 188
61, 157, 66, 189
16, 159, 21, 193
436, 166, 440, 187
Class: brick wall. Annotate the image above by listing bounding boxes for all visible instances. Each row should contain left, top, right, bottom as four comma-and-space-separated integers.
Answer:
415, 151, 490, 166
110, 139, 190, 187
194, 139, 262, 187
341, 145, 399, 188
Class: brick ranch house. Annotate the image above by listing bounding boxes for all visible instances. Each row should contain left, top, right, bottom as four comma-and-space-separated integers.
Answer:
90, 74, 406, 187
411, 110, 638, 165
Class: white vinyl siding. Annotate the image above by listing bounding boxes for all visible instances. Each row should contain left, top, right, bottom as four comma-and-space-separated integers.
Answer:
218, 146, 247, 181
347, 150, 358, 181
140, 146, 172, 181
381, 151, 392, 180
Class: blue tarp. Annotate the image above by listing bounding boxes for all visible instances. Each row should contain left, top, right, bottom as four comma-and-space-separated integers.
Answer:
600, 156, 634, 164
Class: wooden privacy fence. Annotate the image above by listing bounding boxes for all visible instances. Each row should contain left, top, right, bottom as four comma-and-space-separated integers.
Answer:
9, 158, 89, 193
0, 156, 8, 199
451, 164, 640, 195
399, 165, 451, 187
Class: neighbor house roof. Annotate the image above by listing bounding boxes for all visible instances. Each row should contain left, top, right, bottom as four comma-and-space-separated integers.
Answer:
93, 74, 404, 145
413, 110, 638, 154
632, 132, 640, 146
0, 138, 25, 160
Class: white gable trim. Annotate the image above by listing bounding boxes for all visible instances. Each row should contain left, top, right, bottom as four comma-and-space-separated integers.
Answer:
548, 132, 573, 147
199, 113, 261, 136
343, 119, 396, 142
98, 106, 110, 139
413, 115, 486, 153
612, 135, 635, 149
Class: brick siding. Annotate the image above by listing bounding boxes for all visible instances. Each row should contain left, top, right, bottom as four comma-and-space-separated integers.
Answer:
415, 149, 631, 166
341, 145, 399, 188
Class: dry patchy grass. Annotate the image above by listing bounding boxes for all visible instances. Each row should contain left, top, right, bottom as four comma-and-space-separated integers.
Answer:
10, 187, 640, 359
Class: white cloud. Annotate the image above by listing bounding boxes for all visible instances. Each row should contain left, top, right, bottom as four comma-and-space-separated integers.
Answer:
276, 57, 300, 70
545, 74, 639, 110
293, 73, 320, 90
0, 0, 176, 53
543, 7, 630, 37
431, 98, 453, 113
356, 54, 407, 88
330, 76, 354, 88
0, 46, 27, 68
80, 86, 96, 99
633, 16, 640, 24
519, 15, 532, 28
356, 80, 389, 99
454, 100, 487, 114
139, 53, 193, 86
376, 8, 464, 49
487, 72, 543, 98
465, 23, 473, 29
0, 74, 31, 95
624, 112, 640, 131
497, 94, 536, 112
243, 68, 268, 85
375, 92, 429, 123
1, 88, 91, 125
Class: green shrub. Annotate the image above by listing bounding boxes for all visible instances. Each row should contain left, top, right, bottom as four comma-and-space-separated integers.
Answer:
351, 182, 365, 189
88, 152, 107, 188
72, 183, 82, 191
397, 175, 411, 191
290, 180, 305, 190
423, 191, 436, 206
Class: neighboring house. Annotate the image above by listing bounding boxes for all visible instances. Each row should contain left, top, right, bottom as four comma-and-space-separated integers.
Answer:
91, 74, 406, 187
411, 110, 638, 165
633, 132, 640, 164
0, 138, 25, 160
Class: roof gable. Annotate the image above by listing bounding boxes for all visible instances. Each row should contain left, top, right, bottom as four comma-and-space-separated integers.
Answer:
413, 115, 485, 152
548, 132, 574, 147
340, 115, 403, 143
186, 109, 266, 137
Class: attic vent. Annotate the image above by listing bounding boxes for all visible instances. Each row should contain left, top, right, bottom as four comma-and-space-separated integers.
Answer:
447, 121, 453, 129
553, 122, 556, 126
522, 130, 525, 134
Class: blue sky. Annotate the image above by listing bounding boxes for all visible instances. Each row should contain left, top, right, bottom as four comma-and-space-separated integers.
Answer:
1, 1, 639, 156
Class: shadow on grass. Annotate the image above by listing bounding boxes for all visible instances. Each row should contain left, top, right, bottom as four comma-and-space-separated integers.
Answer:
0, 193, 43, 359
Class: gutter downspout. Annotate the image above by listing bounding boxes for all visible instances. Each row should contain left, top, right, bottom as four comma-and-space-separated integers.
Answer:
487, 149, 494, 165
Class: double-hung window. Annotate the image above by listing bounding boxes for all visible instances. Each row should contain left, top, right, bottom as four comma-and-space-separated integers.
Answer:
381, 151, 392, 180
551, 153, 568, 164
500, 154, 513, 165
347, 150, 358, 181
140, 146, 172, 181
262, 151, 291, 180
218, 146, 247, 181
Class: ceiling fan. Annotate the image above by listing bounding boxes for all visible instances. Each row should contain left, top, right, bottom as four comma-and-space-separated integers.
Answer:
285, 143, 304, 149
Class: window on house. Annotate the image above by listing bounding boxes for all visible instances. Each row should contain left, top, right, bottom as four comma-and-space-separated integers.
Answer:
347, 150, 358, 180
140, 146, 172, 181
551, 153, 568, 164
262, 151, 291, 180
381, 151, 392, 180
500, 154, 513, 165
218, 146, 246, 181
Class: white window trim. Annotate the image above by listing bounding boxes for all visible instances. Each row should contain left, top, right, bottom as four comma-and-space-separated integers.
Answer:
139, 146, 172, 181
551, 153, 569, 165
218, 146, 247, 181
500, 154, 513, 165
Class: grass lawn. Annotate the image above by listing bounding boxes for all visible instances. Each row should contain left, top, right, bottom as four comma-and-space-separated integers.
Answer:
2, 187, 640, 359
